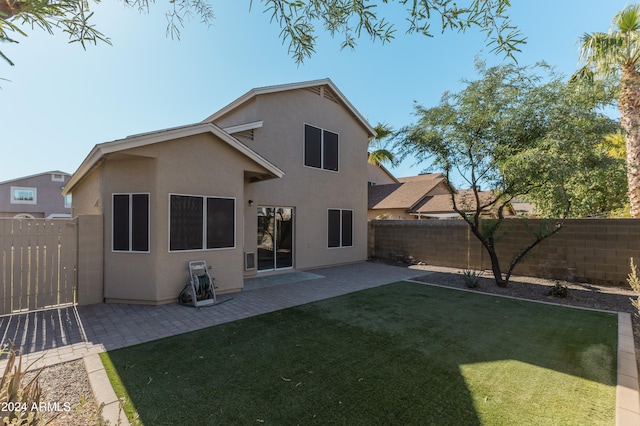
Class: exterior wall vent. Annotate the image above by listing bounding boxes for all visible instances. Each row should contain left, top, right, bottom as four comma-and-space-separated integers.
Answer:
245, 252, 256, 270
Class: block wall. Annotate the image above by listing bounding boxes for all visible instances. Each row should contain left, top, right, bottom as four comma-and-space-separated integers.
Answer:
369, 219, 640, 286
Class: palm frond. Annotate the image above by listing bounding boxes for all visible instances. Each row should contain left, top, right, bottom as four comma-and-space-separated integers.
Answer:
368, 122, 397, 166
614, 4, 640, 33
367, 149, 397, 166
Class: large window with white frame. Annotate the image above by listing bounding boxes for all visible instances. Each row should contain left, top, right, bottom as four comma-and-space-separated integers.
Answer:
327, 208, 353, 248
112, 193, 150, 252
169, 194, 236, 251
304, 124, 339, 172
10, 187, 37, 205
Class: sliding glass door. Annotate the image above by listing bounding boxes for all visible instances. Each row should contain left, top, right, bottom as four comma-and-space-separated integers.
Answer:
257, 207, 293, 271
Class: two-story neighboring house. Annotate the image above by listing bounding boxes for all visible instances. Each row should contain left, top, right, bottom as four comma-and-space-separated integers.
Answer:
63, 79, 375, 304
0, 171, 72, 218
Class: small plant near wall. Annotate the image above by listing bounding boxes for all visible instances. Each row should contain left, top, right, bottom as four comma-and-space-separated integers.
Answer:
461, 270, 483, 288
628, 258, 640, 316
548, 281, 569, 298
0, 344, 44, 425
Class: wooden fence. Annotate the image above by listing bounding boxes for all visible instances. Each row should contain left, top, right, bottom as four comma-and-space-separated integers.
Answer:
0, 218, 77, 315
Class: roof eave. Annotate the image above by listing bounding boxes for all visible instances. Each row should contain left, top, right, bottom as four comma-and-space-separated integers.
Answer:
63, 123, 284, 196
203, 78, 376, 137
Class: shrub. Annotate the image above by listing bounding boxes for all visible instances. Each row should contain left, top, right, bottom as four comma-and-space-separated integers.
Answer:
628, 258, 640, 316
462, 270, 482, 288
1, 344, 43, 425
548, 281, 569, 298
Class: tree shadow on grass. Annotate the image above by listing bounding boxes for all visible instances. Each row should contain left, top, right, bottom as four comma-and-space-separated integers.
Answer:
103, 282, 617, 425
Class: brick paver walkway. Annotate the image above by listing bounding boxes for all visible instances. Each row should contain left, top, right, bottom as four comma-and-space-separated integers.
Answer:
1, 262, 424, 368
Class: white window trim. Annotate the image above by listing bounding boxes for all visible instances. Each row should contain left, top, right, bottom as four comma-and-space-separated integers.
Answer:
327, 208, 354, 249
303, 123, 340, 173
168, 193, 237, 253
10, 186, 37, 205
51, 174, 65, 182
112, 193, 151, 253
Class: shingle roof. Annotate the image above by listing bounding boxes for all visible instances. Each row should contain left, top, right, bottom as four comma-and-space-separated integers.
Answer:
368, 174, 446, 211
0, 171, 71, 186
413, 190, 498, 214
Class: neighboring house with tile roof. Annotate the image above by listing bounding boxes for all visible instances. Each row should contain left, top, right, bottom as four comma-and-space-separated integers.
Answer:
367, 173, 451, 220
0, 171, 71, 218
412, 189, 515, 219
64, 79, 375, 305
511, 198, 538, 216
367, 165, 515, 219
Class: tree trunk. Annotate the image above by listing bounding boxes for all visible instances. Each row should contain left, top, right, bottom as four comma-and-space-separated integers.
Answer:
0, 1, 24, 20
619, 65, 640, 218
485, 243, 508, 287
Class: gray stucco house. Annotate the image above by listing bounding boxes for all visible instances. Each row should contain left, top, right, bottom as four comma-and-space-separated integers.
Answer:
0, 171, 72, 218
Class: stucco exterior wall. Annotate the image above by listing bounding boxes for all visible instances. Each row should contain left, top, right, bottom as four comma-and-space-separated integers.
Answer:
74, 133, 274, 304
367, 163, 396, 185
215, 88, 369, 275
76, 214, 104, 305
147, 134, 270, 302
70, 166, 103, 216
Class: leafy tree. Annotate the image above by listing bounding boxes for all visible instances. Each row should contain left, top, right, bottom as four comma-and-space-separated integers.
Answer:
0, 0, 215, 65
0, 0, 525, 66
575, 4, 640, 217
395, 61, 620, 287
505, 83, 626, 218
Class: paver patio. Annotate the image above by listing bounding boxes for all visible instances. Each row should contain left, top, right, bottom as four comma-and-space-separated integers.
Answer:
0, 262, 424, 367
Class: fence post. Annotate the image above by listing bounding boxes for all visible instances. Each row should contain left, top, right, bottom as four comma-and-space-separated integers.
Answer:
76, 215, 104, 305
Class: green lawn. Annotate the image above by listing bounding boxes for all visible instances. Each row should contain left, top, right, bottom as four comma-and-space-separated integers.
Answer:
101, 282, 618, 425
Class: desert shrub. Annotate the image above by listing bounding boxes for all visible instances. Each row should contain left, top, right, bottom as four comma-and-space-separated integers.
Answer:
628, 258, 640, 316
1, 344, 43, 425
462, 270, 482, 288
548, 281, 569, 298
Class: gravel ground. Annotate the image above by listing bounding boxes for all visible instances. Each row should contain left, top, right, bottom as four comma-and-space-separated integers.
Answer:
21, 264, 640, 425
23, 359, 99, 425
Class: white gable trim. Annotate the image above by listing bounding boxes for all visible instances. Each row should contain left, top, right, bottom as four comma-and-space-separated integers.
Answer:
202, 79, 376, 138
63, 123, 284, 196
223, 121, 264, 134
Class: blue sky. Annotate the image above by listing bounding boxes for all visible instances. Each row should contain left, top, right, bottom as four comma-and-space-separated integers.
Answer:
0, 0, 630, 183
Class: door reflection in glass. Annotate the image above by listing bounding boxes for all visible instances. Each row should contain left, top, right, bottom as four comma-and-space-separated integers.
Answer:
257, 207, 293, 271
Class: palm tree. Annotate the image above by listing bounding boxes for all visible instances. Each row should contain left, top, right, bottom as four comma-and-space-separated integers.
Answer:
577, 4, 640, 217
368, 123, 397, 166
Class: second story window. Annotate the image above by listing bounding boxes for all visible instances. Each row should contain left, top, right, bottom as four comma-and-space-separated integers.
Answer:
304, 124, 339, 172
11, 187, 37, 204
